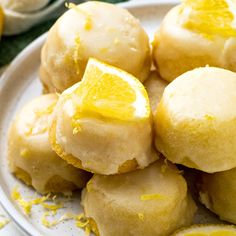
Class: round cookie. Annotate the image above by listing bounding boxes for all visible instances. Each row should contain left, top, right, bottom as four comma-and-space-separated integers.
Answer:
153, 0, 236, 82
144, 71, 168, 113
200, 168, 236, 224
154, 67, 236, 173
171, 224, 236, 236
50, 59, 157, 175
8, 94, 90, 194
81, 159, 197, 236
40, 1, 151, 92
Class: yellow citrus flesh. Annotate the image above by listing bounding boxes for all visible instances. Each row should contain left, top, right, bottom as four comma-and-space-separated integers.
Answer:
173, 224, 236, 236
180, 0, 236, 38
70, 58, 150, 122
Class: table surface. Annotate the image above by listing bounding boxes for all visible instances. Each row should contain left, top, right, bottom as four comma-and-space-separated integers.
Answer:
0, 0, 179, 235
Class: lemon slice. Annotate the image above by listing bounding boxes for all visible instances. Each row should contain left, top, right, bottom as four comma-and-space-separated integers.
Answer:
172, 224, 236, 236
0, 6, 4, 37
180, 0, 236, 38
50, 58, 155, 175
71, 58, 150, 122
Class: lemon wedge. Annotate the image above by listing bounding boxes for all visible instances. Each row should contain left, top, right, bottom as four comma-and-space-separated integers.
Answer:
172, 224, 236, 236
181, 0, 236, 38
71, 58, 150, 123
50, 58, 156, 175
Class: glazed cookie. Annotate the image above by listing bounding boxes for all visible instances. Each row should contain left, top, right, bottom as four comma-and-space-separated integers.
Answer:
40, 1, 151, 92
50, 58, 157, 175
81, 159, 197, 236
153, 0, 236, 82
8, 94, 90, 194
171, 224, 236, 236
154, 67, 236, 173
200, 167, 236, 224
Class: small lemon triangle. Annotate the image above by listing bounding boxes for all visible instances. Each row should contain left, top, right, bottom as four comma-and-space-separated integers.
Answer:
69, 58, 150, 122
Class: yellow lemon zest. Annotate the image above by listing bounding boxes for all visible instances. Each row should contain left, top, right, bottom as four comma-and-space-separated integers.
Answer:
85, 225, 91, 236
41, 211, 75, 228
20, 148, 29, 158
65, 2, 92, 30
0, 219, 9, 229
34, 101, 57, 116
75, 213, 93, 236
25, 101, 56, 136
73, 36, 82, 76
138, 213, 144, 221
76, 213, 89, 227
41, 202, 64, 211
140, 193, 166, 201
204, 114, 215, 121
72, 126, 81, 135
0, 215, 10, 230
11, 187, 50, 216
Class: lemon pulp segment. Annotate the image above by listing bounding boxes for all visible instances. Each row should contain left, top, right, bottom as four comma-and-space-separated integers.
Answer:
181, 0, 236, 38
71, 58, 149, 122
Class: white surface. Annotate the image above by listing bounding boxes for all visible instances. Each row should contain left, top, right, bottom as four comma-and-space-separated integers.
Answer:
0, 1, 219, 236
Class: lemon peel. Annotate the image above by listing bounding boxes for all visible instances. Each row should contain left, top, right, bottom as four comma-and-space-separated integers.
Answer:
11, 187, 93, 232
41, 202, 64, 211
41, 211, 74, 228
41, 210, 93, 235
0, 219, 9, 229
11, 187, 50, 216
76, 213, 93, 235
70, 58, 150, 124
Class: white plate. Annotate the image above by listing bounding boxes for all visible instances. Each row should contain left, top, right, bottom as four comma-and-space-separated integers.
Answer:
0, 1, 221, 236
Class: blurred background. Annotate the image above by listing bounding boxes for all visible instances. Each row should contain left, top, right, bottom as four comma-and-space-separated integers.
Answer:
0, 0, 127, 69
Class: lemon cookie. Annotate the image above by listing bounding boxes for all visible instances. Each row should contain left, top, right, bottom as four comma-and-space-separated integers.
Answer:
40, 1, 151, 92
81, 159, 197, 236
153, 0, 236, 82
50, 58, 157, 175
154, 67, 236, 173
8, 94, 90, 194
172, 224, 236, 236
200, 168, 236, 224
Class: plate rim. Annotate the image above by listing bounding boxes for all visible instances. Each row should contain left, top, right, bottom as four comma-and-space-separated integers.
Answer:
0, 1, 178, 235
